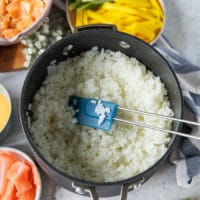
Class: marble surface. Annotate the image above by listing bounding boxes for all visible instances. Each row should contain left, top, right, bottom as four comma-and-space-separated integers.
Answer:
164, 0, 200, 66
1, 0, 200, 199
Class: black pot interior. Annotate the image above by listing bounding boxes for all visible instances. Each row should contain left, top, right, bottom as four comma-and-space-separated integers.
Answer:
21, 29, 182, 193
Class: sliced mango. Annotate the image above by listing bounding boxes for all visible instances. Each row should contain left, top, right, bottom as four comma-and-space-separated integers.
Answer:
75, 0, 164, 43
76, 11, 84, 26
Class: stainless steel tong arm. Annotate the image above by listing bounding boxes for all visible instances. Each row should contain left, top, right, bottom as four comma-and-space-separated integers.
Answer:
114, 107, 200, 140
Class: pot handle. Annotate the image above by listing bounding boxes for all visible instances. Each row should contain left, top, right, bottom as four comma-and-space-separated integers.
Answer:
73, 24, 117, 33
72, 178, 145, 200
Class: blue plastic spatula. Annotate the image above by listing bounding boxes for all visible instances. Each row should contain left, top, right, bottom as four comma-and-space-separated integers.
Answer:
68, 96, 200, 140
69, 96, 118, 130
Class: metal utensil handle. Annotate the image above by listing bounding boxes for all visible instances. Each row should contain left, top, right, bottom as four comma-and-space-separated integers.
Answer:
72, 179, 144, 200
117, 106, 200, 140
114, 117, 200, 140
118, 106, 200, 127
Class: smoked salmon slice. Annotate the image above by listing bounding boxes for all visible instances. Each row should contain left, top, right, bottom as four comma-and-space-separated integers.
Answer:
7, 161, 33, 196
1, 181, 17, 200
0, 152, 16, 196
18, 187, 36, 200
0, 150, 39, 200
24, 160, 41, 188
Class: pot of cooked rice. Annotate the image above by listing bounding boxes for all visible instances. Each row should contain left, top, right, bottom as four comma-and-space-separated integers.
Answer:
20, 28, 183, 199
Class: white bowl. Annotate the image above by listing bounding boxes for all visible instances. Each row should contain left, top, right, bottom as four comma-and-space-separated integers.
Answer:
0, 0, 53, 46
0, 147, 42, 200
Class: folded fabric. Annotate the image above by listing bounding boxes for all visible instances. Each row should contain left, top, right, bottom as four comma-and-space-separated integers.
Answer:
153, 35, 200, 188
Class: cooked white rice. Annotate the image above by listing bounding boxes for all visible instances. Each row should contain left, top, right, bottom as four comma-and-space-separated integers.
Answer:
29, 47, 173, 182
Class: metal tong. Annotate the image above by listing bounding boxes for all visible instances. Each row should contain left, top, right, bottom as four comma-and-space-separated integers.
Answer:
69, 96, 200, 140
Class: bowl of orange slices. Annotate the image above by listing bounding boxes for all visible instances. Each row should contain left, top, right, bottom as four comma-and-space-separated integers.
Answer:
0, 0, 53, 46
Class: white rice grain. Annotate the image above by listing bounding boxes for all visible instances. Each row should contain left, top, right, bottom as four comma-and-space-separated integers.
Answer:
30, 47, 173, 182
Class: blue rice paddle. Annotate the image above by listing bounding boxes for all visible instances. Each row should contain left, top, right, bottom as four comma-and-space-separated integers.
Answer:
69, 96, 118, 130
68, 96, 200, 140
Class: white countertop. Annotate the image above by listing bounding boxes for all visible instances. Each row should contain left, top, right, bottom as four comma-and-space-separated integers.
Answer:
164, 0, 200, 66
1, 0, 200, 199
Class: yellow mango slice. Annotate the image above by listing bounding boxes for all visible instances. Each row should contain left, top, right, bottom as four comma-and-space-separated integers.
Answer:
75, 11, 83, 26
74, 0, 164, 43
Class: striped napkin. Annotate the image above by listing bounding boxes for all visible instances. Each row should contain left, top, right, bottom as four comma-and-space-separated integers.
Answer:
154, 35, 200, 188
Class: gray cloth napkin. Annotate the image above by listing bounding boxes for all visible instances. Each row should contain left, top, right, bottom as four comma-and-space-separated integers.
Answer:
154, 35, 200, 188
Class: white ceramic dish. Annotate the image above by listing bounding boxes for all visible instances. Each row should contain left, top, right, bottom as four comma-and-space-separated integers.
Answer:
0, 0, 53, 46
0, 147, 42, 200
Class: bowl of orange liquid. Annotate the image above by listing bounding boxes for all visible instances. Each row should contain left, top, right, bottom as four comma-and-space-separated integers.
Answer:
0, 0, 53, 46
0, 84, 12, 140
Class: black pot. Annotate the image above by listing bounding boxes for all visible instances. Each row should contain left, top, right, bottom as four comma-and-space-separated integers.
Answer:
20, 28, 183, 200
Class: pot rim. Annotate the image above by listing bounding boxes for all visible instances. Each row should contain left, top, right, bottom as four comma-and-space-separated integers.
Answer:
20, 28, 183, 186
